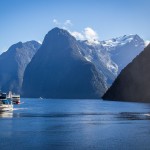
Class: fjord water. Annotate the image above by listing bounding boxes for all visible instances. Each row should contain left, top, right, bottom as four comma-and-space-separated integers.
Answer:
0, 99, 150, 150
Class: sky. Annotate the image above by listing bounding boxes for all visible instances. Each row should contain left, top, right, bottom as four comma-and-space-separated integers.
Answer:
0, 0, 150, 52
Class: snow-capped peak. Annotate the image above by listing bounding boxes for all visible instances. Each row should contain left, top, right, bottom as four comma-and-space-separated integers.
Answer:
100, 34, 144, 51
145, 40, 150, 46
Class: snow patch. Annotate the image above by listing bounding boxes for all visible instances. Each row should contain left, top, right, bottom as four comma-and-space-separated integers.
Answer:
145, 40, 150, 46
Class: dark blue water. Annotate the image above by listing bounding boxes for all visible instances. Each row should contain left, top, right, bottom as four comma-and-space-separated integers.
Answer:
0, 99, 150, 150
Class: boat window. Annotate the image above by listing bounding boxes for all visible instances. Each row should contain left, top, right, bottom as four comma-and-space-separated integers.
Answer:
2, 100, 8, 104
1, 100, 11, 104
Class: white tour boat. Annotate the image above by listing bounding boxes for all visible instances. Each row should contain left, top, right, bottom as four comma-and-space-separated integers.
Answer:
0, 92, 13, 111
8, 91, 20, 104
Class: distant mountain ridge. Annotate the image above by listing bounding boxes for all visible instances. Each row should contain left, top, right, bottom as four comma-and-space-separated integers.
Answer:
22, 28, 107, 98
0, 41, 41, 93
0, 28, 146, 98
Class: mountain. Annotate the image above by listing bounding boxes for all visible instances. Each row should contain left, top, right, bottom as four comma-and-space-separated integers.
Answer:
103, 44, 150, 102
78, 34, 145, 86
22, 27, 107, 99
1, 28, 144, 97
102, 34, 145, 73
0, 41, 41, 93
78, 40, 117, 86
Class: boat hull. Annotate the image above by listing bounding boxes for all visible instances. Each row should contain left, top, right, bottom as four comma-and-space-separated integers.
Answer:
0, 104, 13, 112
12, 98, 20, 104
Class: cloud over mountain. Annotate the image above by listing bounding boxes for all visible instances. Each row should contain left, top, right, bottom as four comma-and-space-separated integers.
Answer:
70, 27, 100, 44
71, 31, 85, 40
84, 27, 99, 42
52, 19, 73, 27
52, 19, 100, 43
64, 20, 73, 26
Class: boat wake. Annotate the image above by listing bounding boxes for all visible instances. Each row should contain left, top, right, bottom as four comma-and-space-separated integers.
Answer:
19, 101, 25, 104
13, 107, 28, 111
144, 113, 150, 116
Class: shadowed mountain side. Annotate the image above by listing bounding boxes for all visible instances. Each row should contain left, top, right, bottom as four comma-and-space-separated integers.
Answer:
22, 28, 107, 99
103, 44, 150, 102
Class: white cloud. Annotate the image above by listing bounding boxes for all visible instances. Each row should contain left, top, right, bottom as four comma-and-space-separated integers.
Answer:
52, 19, 73, 27
71, 31, 85, 40
145, 40, 150, 46
64, 20, 73, 26
52, 19, 100, 44
70, 27, 100, 44
84, 27, 99, 42
52, 19, 60, 25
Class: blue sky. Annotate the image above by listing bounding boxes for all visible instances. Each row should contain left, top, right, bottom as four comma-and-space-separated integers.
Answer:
0, 0, 150, 52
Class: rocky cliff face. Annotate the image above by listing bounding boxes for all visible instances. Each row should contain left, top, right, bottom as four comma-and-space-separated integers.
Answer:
78, 34, 145, 87
103, 44, 150, 102
22, 28, 107, 98
104, 34, 145, 73
78, 40, 117, 87
0, 41, 40, 93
